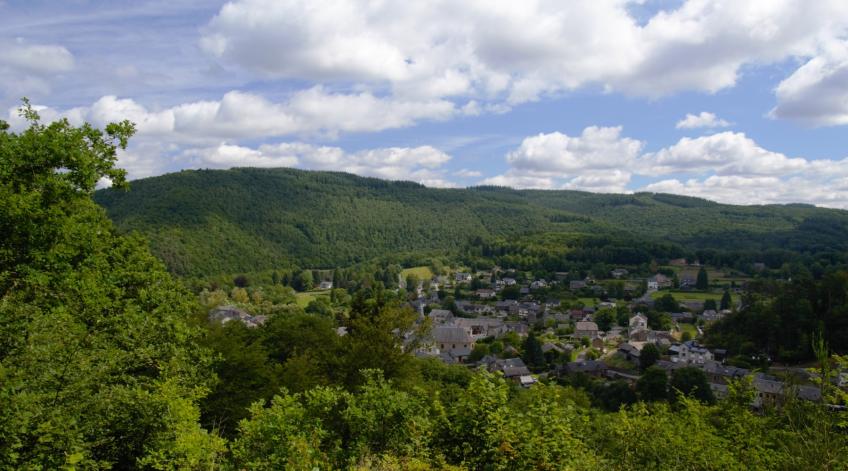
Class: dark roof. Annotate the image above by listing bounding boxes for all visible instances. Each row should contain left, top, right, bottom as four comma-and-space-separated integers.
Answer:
495, 357, 527, 369
565, 360, 607, 373
654, 360, 685, 371
618, 343, 641, 357
502, 366, 532, 378
450, 347, 473, 358
702, 360, 748, 378
432, 326, 473, 344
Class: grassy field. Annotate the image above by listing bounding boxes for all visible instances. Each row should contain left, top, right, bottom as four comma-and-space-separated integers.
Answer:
678, 323, 698, 339
577, 297, 598, 307
295, 290, 331, 308
651, 289, 737, 304
401, 266, 434, 280
659, 265, 751, 285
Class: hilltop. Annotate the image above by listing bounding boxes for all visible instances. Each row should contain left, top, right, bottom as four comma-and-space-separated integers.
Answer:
94, 167, 848, 277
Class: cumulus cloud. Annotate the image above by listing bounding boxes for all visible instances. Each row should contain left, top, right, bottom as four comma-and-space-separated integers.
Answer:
770, 39, 848, 126
676, 112, 731, 129
483, 126, 848, 208
180, 142, 455, 187
642, 171, 848, 209
562, 170, 632, 193
506, 126, 643, 173
643, 132, 808, 176
201, 0, 848, 106
480, 126, 642, 192
0, 39, 74, 74
182, 143, 299, 169
0, 38, 74, 97
9, 88, 456, 141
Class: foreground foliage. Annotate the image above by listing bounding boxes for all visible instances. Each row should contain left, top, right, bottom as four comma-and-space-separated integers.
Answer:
0, 106, 224, 468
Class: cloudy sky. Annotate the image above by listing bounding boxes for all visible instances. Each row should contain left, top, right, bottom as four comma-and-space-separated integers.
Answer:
3, 0, 848, 208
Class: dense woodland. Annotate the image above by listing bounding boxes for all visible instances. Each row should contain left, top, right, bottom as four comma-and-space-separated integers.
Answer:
94, 167, 848, 278
2, 110, 848, 469
705, 273, 848, 363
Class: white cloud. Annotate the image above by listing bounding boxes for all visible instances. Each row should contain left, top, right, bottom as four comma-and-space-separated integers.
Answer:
642, 172, 848, 209
455, 169, 482, 178
481, 126, 641, 191
479, 172, 557, 189
643, 132, 808, 176
506, 126, 643, 174
770, 39, 848, 126
285, 87, 455, 136
0, 38, 74, 98
201, 0, 848, 105
182, 143, 299, 169
10, 88, 456, 142
180, 142, 455, 187
562, 170, 632, 193
618, 1, 848, 97
676, 111, 731, 129
0, 38, 74, 74
483, 126, 848, 208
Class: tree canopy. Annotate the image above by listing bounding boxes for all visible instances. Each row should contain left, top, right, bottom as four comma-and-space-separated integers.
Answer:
0, 104, 224, 467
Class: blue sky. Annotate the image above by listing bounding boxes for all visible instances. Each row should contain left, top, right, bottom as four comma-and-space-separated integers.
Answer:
2, 0, 848, 208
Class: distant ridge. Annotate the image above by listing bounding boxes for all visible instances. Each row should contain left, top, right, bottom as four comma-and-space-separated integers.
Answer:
94, 167, 848, 277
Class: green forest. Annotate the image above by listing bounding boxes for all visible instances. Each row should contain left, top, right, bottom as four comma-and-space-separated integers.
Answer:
94, 167, 848, 278
3, 110, 848, 469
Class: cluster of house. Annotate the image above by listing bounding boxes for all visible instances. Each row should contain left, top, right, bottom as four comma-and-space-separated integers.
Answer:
454, 268, 648, 299
419, 309, 530, 364
600, 314, 825, 407
417, 302, 831, 407
208, 305, 268, 328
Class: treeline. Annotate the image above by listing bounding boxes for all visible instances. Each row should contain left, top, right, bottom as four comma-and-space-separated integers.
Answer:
705, 272, 848, 363
186, 253, 455, 295
462, 232, 687, 275
94, 167, 848, 278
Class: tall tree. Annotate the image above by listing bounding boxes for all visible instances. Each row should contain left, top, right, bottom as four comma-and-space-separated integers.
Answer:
656, 293, 680, 312
696, 267, 709, 290
636, 366, 668, 402
522, 332, 545, 370
640, 343, 661, 370
595, 309, 615, 332
0, 104, 224, 468
295, 269, 314, 291
720, 289, 732, 310
670, 367, 714, 404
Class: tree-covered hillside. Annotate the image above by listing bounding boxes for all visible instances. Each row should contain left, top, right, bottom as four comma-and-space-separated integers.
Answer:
94, 168, 848, 277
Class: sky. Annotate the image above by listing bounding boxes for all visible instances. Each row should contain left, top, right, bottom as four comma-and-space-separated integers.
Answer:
2, 0, 848, 208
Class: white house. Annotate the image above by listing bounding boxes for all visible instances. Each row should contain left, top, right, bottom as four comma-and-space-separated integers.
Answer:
455, 272, 472, 283
669, 341, 714, 364
647, 274, 672, 290
530, 280, 548, 290
476, 288, 497, 299
629, 313, 647, 331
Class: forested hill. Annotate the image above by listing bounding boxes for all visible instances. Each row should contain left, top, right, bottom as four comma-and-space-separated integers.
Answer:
94, 167, 848, 277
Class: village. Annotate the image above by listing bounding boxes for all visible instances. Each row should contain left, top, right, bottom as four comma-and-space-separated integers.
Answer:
405, 262, 831, 409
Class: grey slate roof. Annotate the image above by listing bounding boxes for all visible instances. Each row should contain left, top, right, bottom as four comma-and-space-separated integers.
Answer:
432, 326, 473, 344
